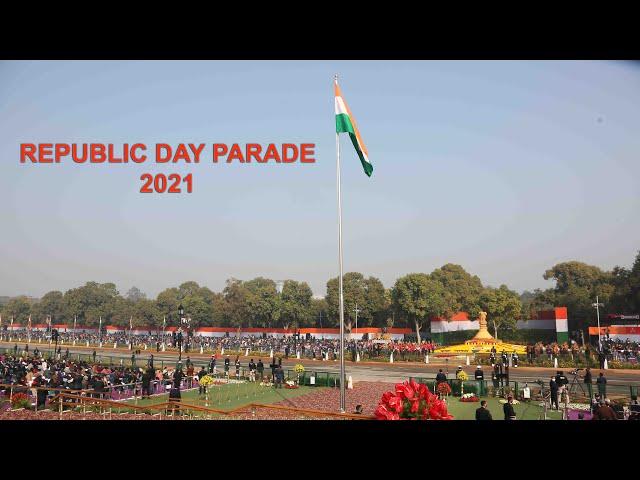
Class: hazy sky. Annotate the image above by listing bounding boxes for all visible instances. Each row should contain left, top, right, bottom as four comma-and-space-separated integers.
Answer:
1, 61, 639, 299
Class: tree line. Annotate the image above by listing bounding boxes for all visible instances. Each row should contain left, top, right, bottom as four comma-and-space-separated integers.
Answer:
1, 251, 639, 340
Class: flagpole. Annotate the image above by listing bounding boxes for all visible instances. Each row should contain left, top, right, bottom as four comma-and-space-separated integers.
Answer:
335, 73, 346, 413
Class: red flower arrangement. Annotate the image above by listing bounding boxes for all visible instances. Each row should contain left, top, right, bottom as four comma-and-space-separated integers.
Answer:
459, 394, 479, 402
375, 379, 453, 420
10, 392, 31, 409
436, 382, 452, 396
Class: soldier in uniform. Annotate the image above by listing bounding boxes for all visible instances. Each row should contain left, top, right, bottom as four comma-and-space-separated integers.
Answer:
489, 351, 496, 366
224, 356, 230, 377
248, 359, 256, 382
512, 352, 519, 367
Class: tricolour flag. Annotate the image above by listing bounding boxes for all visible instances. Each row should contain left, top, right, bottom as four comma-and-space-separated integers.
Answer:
334, 79, 373, 177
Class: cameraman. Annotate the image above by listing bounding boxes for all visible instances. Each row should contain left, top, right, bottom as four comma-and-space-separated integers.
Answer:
556, 370, 569, 405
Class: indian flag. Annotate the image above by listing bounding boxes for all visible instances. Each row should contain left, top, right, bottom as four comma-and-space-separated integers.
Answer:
335, 79, 373, 177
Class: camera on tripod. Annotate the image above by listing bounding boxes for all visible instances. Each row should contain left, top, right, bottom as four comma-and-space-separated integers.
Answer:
570, 368, 583, 376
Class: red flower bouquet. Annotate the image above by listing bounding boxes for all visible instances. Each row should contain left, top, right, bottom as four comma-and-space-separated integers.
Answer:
375, 379, 453, 420
436, 382, 452, 396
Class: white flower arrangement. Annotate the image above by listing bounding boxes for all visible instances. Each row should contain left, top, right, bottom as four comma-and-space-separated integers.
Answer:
285, 380, 295, 387
499, 398, 520, 405
565, 403, 591, 411
461, 393, 476, 399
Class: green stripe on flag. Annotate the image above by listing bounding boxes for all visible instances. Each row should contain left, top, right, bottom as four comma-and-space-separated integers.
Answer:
336, 113, 354, 134
336, 113, 373, 177
348, 133, 373, 177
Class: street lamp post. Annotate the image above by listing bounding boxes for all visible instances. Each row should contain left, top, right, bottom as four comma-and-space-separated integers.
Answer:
592, 296, 605, 352
177, 304, 185, 362
354, 303, 360, 336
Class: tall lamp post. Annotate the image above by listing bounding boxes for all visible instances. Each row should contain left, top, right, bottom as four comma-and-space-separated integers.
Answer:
592, 296, 605, 352
177, 304, 184, 361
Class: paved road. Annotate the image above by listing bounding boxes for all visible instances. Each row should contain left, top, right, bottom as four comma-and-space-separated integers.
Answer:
4, 341, 640, 386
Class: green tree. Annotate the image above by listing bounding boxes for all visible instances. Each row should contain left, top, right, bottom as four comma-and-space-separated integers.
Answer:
539, 261, 614, 331
2, 296, 33, 324
222, 278, 250, 329
62, 282, 120, 327
178, 281, 202, 300
478, 285, 522, 340
244, 277, 280, 328
182, 295, 212, 329
310, 297, 329, 328
279, 280, 313, 329
430, 264, 484, 313
31, 291, 64, 323
391, 273, 455, 343
610, 251, 640, 314
326, 272, 388, 331
125, 286, 147, 302
156, 287, 180, 326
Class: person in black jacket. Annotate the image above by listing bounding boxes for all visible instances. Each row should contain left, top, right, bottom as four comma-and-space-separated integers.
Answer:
475, 400, 492, 420
549, 377, 559, 410
275, 365, 285, 388
257, 359, 264, 381
584, 367, 592, 385
173, 367, 184, 389
435, 369, 447, 384
32, 373, 48, 407
224, 356, 230, 376
503, 395, 516, 420
596, 372, 607, 397
141, 368, 153, 399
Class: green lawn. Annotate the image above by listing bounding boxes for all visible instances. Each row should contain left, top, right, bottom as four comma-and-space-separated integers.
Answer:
123, 382, 324, 412
445, 397, 563, 420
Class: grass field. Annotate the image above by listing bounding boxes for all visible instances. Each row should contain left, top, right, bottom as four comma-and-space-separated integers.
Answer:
444, 397, 563, 420
124, 382, 324, 412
